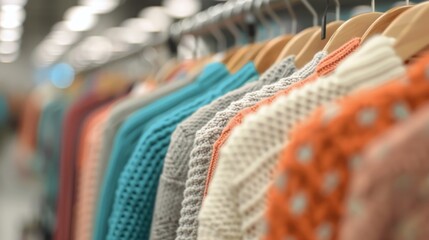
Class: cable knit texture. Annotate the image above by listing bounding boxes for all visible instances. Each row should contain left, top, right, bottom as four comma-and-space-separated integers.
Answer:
93, 63, 228, 240
265, 52, 429, 240
107, 63, 258, 240
151, 57, 296, 240
176, 56, 297, 240
340, 103, 429, 240
198, 39, 368, 240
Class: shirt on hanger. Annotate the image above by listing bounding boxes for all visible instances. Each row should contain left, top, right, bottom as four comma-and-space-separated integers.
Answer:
151, 56, 296, 240
264, 52, 429, 240
106, 62, 259, 240
93, 62, 230, 240
177, 56, 298, 240
340, 103, 429, 240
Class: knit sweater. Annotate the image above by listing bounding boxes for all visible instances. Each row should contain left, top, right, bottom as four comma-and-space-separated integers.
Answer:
73, 104, 113, 240
264, 52, 429, 240
94, 63, 229, 240
205, 39, 361, 194
107, 63, 259, 240
91, 73, 195, 240
340, 104, 429, 240
55, 92, 116, 240
177, 56, 299, 240
199, 37, 405, 240
151, 57, 296, 240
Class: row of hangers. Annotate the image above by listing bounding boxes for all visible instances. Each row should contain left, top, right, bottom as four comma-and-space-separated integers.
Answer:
171, 0, 429, 74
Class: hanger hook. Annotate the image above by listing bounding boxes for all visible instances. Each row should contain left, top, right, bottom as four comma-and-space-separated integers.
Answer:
222, 2, 242, 46
301, 0, 318, 26
253, 0, 272, 40
284, 0, 297, 34
263, 0, 287, 35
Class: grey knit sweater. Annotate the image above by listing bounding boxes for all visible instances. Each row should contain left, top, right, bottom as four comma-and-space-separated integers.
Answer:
149, 57, 296, 240
176, 52, 327, 240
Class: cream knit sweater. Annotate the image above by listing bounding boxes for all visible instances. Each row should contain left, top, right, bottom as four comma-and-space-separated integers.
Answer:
198, 36, 406, 240
175, 56, 301, 240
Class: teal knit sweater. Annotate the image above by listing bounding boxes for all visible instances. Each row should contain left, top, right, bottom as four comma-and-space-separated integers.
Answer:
106, 63, 259, 240
93, 63, 230, 240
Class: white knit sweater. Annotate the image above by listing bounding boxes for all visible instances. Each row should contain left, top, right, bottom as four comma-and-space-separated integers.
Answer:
198, 36, 406, 240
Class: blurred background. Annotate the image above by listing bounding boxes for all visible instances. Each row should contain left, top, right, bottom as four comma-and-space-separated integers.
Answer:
0, 0, 418, 239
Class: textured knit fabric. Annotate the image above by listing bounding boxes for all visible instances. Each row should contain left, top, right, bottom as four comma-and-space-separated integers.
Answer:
340, 104, 429, 240
73, 104, 113, 240
198, 39, 366, 240
107, 63, 259, 240
55, 92, 117, 240
92, 74, 196, 240
94, 63, 230, 240
264, 53, 429, 240
151, 57, 296, 240
206, 39, 363, 194
177, 56, 299, 240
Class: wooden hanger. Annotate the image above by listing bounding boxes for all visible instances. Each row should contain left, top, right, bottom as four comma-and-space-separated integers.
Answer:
276, 26, 319, 63
252, 0, 295, 73
324, 12, 382, 54
383, 2, 429, 62
294, 21, 343, 69
254, 35, 294, 73
361, 5, 412, 42
229, 42, 265, 73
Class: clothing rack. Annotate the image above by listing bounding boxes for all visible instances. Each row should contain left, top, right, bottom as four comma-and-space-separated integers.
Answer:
79, 0, 413, 75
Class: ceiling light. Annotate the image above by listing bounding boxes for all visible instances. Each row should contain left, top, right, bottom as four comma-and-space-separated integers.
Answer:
0, 41, 18, 54
139, 7, 172, 32
163, 0, 201, 19
64, 6, 98, 31
122, 18, 159, 33
0, 52, 18, 63
0, 0, 27, 6
80, 0, 119, 14
49, 30, 80, 46
104, 27, 130, 52
118, 24, 150, 44
0, 27, 21, 41
80, 36, 112, 63
0, 4, 25, 28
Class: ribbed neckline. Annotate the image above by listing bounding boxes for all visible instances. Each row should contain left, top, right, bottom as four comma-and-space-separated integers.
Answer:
316, 38, 361, 77
333, 35, 405, 87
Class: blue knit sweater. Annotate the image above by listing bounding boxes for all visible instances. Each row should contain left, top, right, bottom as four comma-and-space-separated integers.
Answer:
93, 63, 230, 240
106, 62, 259, 240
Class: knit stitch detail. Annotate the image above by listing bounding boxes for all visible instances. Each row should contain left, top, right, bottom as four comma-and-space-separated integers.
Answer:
176, 57, 297, 240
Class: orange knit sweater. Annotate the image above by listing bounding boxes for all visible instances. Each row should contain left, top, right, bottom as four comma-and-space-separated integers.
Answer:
264, 53, 429, 240
204, 39, 362, 195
